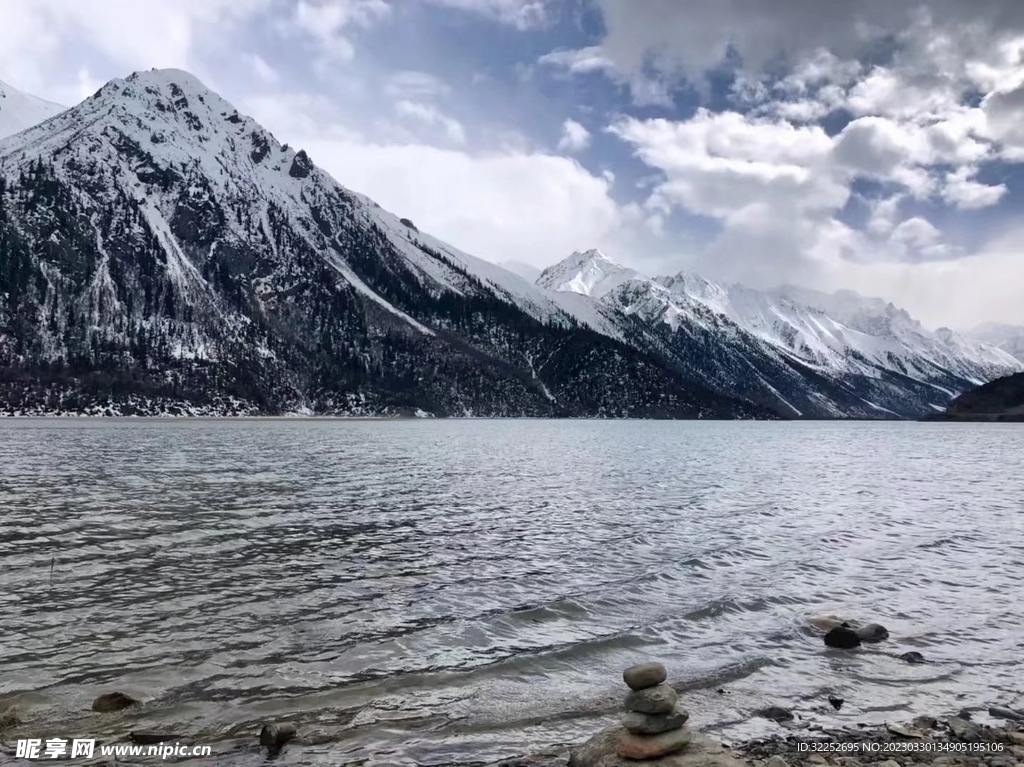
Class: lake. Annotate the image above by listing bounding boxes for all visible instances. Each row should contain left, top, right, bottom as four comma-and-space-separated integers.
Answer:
1, 419, 1022, 765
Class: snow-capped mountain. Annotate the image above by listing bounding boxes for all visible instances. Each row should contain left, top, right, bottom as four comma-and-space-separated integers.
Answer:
0, 80, 65, 140
1, 69, 1013, 419
0, 69, 768, 418
968, 323, 1024, 362
535, 250, 1022, 418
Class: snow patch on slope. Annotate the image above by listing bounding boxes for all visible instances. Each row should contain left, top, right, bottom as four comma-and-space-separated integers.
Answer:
0, 81, 65, 140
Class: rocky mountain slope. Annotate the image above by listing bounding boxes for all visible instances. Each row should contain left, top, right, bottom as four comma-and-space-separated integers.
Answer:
0, 80, 65, 140
536, 250, 1022, 419
0, 69, 770, 418
924, 372, 1024, 421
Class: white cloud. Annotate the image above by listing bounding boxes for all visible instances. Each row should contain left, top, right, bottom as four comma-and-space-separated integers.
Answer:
0, 0, 270, 97
305, 140, 623, 266
426, 0, 551, 30
248, 53, 280, 84
394, 100, 467, 144
537, 46, 672, 107
982, 82, 1024, 155
557, 119, 591, 153
610, 111, 842, 222
384, 70, 451, 100
293, 0, 390, 61
941, 167, 1008, 209
538, 46, 615, 75
242, 87, 626, 269
816, 237, 1024, 328
606, 98, 1018, 315
890, 216, 943, 250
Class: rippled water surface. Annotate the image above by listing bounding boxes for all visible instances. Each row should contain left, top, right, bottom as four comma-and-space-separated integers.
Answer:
2, 419, 1023, 765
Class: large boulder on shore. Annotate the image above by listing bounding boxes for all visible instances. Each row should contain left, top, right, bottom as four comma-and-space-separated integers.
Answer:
570, 728, 744, 767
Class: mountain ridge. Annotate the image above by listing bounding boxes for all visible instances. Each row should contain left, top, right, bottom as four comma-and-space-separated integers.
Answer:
0, 68, 1017, 419
0, 68, 771, 419
529, 249, 1022, 418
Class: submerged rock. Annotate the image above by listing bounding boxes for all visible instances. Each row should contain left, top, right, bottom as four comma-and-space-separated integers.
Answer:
824, 626, 861, 649
259, 722, 297, 754
854, 623, 889, 643
0, 706, 21, 729
623, 662, 667, 691
755, 706, 794, 723
989, 706, 1024, 722
92, 692, 138, 713
899, 651, 926, 664
624, 684, 678, 715
623, 705, 689, 735
128, 732, 177, 745
618, 726, 693, 759
807, 615, 848, 632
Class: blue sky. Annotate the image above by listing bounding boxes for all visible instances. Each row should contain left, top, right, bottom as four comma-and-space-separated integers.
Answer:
1, 0, 1024, 328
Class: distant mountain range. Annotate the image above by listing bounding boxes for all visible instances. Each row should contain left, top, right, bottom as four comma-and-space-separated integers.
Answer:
0, 69, 1019, 418
0, 80, 65, 141
967, 323, 1024, 363
535, 249, 1020, 418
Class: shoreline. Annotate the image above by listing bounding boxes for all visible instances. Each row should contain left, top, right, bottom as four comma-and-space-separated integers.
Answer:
490, 711, 1024, 767
3, 699, 1022, 765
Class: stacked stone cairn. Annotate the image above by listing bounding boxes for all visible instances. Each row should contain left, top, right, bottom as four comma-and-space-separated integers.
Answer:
619, 662, 692, 760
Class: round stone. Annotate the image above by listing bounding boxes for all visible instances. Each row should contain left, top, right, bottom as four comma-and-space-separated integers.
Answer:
624, 683, 678, 715
623, 662, 668, 691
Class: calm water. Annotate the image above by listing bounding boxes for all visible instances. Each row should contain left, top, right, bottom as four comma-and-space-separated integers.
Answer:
1, 419, 1023, 765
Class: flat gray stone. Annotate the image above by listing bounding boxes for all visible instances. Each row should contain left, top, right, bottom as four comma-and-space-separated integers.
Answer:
624, 684, 678, 715
623, 705, 689, 735
766, 756, 789, 767
623, 662, 667, 691
569, 728, 744, 767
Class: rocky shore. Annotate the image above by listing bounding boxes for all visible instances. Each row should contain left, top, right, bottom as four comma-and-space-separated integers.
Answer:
486, 632, 1024, 767
4, 619, 1022, 766
490, 706, 1024, 767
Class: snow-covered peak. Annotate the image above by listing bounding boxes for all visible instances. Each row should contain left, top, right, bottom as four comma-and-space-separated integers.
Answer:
0, 80, 66, 140
0, 67, 317, 214
536, 248, 638, 297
